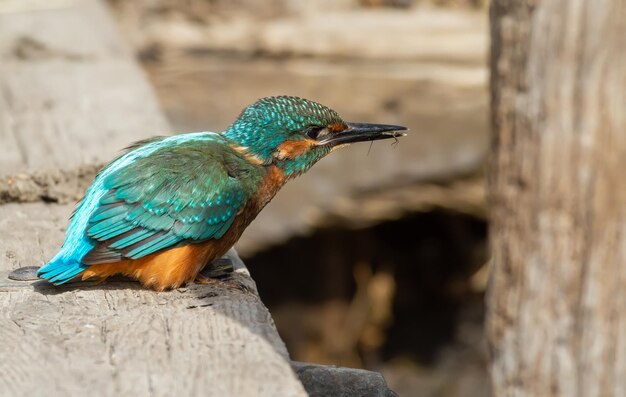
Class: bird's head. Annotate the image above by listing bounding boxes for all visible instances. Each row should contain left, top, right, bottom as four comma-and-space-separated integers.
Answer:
223, 96, 407, 176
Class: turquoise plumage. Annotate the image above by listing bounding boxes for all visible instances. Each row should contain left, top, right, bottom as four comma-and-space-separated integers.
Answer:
38, 132, 235, 284
37, 96, 406, 290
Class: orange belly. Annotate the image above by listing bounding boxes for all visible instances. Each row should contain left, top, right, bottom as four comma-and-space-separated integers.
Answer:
80, 165, 288, 291
80, 241, 222, 291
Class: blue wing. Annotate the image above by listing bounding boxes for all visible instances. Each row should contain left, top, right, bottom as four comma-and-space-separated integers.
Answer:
37, 133, 258, 284
82, 145, 250, 263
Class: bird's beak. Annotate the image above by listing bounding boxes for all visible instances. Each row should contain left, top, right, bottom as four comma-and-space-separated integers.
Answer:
319, 122, 408, 147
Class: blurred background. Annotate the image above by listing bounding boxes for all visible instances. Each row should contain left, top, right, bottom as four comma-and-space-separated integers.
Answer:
110, 1, 489, 395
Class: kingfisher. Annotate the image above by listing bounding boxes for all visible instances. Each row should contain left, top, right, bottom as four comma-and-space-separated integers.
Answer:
37, 96, 407, 291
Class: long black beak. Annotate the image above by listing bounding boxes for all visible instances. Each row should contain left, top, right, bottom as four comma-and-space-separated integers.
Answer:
320, 122, 408, 147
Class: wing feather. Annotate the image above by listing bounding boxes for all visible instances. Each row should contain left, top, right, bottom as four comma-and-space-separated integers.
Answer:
82, 140, 260, 265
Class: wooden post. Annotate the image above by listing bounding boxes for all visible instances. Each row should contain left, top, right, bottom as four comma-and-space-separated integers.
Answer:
0, 1, 307, 396
487, 0, 626, 396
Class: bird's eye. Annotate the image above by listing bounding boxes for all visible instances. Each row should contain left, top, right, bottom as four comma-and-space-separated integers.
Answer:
303, 126, 324, 140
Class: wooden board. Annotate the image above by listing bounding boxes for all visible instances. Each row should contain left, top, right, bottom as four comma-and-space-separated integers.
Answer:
0, 0, 168, 175
0, 203, 306, 396
1, 275, 305, 397
488, 1, 626, 395
0, 1, 307, 395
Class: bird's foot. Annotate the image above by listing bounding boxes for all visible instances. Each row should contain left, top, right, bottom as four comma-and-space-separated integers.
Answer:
194, 258, 249, 292
194, 274, 250, 293
199, 258, 234, 279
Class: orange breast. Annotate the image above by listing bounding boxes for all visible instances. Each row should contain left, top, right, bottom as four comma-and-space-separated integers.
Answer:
81, 241, 223, 291
81, 165, 287, 291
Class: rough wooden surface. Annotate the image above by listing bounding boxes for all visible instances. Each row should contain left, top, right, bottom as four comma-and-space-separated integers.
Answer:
487, 1, 626, 396
0, 0, 167, 175
0, 242, 303, 397
0, 1, 306, 396
0, 265, 304, 397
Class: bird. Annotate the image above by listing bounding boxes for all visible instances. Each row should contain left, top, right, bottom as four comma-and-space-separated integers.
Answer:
37, 96, 407, 291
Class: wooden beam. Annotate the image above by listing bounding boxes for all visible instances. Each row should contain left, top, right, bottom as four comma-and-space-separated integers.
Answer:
0, 1, 307, 396
0, 0, 167, 174
487, 0, 626, 395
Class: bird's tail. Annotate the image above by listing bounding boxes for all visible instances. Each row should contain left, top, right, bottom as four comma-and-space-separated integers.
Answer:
37, 254, 87, 285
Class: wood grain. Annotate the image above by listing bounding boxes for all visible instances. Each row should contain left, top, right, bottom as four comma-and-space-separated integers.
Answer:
487, 0, 626, 396
0, 0, 168, 175
0, 1, 307, 395
0, 203, 306, 396
0, 271, 304, 397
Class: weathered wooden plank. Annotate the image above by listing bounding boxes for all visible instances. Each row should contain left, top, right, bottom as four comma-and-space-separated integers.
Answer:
0, 0, 168, 175
0, 203, 69, 271
0, 207, 307, 397
0, 272, 304, 397
0, 0, 307, 394
487, 0, 626, 396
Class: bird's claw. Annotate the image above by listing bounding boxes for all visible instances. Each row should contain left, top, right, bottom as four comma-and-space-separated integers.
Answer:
194, 274, 250, 293
198, 258, 234, 279
196, 257, 246, 291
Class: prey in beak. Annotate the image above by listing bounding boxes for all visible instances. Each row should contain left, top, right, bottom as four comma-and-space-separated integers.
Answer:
317, 122, 408, 147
